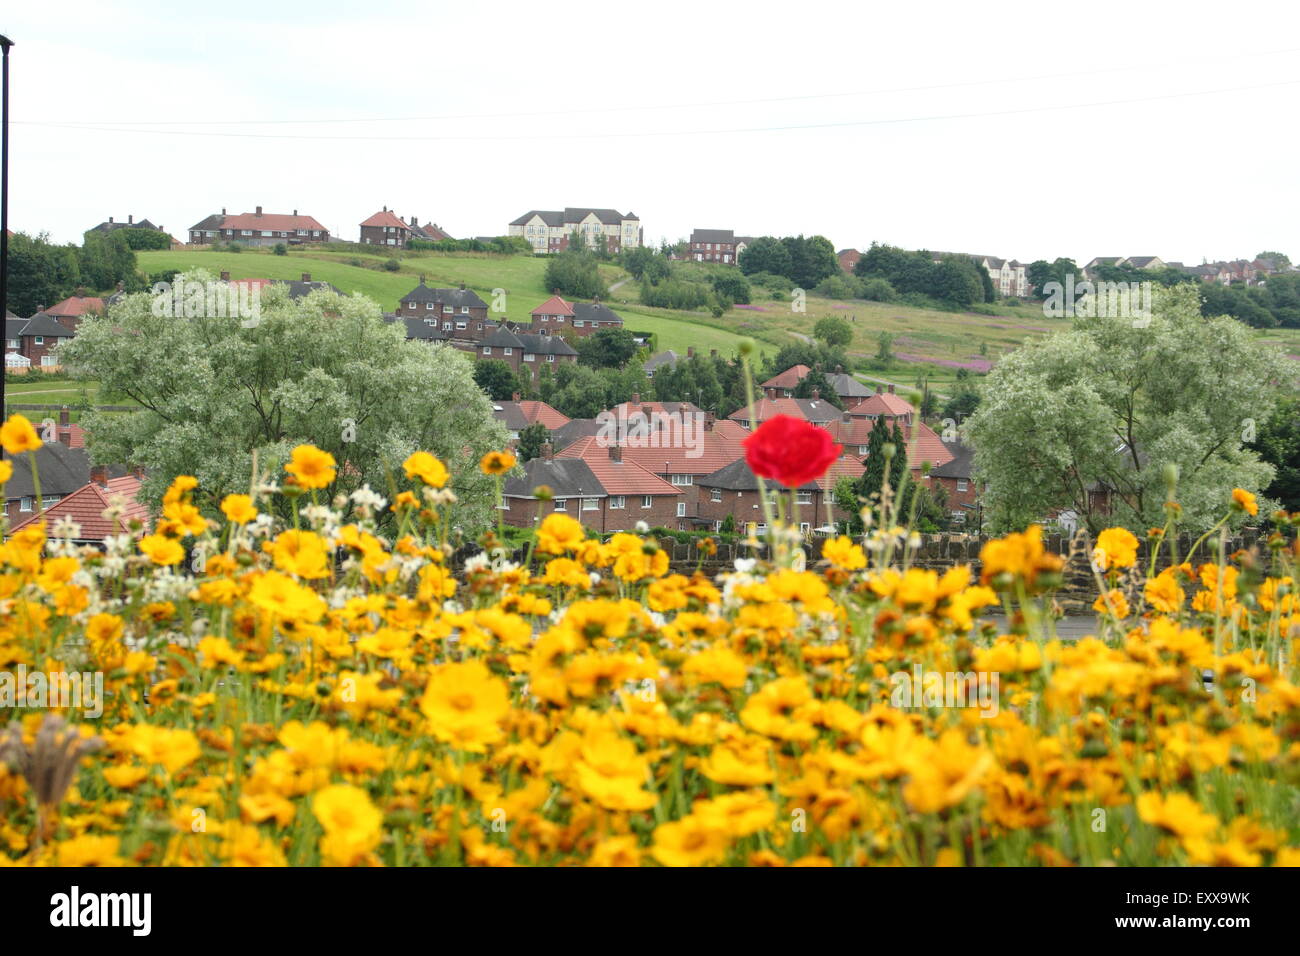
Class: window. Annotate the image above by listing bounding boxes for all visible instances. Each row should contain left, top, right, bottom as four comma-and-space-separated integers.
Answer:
676, 502, 687, 517
34, 336, 43, 345
425, 302, 434, 310
610, 496, 625, 509
42, 355, 57, 367
956, 480, 969, 492
524, 353, 535, 362
455, 322, 467, 330
461, 306, 469, 314
482, 347, 492, 355
547, 354, 555, 362
670, 474, 692, 486
641, 496, 652, 509
574, 320, 585, 327
554, 499, 567, 511
442, 322, 452, 331
6, 339, 17, 348
443, 306, 453, 313
19, 497, 32, 512
583, 498, 599, 511
796, 491, 813, 505
43, 496, 61, 509
503, 347, 512, 356
500, 498, 510, 510
710, 488, 722, 502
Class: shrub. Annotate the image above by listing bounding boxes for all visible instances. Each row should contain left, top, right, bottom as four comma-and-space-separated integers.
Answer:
383, 258, 401, 272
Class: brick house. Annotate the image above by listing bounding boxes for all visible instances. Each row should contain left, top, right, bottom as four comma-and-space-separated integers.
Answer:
759, 364, 871, 404
7, 470, 148, 545
44, 293, 105, 333
399, 280, 490, 328
571, 301, 623, 336
492, 397, 570, 442
695, 455, 865, 533
2, 443, 130, 522
688, 229, 746, 264
86, 215, 167, 238
844, 385, 916, 426
727, 396, 839, 429
508, 208, 642, 254
359, 207, 414, 247
925, 438, 978, 527
529, 295, 575, 334
501, 447, 681, 532
187, 207, 329, 246
838, 248, 861, 274
17, 312, 75, 368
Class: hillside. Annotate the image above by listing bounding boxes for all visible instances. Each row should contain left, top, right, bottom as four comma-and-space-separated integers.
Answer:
137, 248, 1300, 392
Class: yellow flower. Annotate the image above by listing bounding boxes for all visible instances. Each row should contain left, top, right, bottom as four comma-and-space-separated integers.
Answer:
588, 835, 643, 867
248, 570, 327, 623
312, 784, 382, 866
0, 460, 12, 485
269, 529, 331, 580
1231, 488, 1258, 516
125, 725, 201, 774
536, 513, 586, 555
403, 451, 449, 488
285, 444, 337, 490
1093, 588, 1131, 619
651, 814, 730, 867
1093, 527, 1138, 571
683, 643, 748, 689
0, 414, 42, 454
138, 534, 185, 566
55, 834, 126, 867
1136, 791, 1218, 841
573, 720, 657, 811
1144, 568, 1185, 613
221, 494, 258, 524
822, 535, 867, 571
479, 450, 517, 476
419, 660, 510, 752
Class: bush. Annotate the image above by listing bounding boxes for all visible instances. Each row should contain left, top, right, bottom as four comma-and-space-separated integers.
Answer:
273, 243, 288, 256
859, 278, 896, 302
225, 243, 242, 254
383, 259, 401, 272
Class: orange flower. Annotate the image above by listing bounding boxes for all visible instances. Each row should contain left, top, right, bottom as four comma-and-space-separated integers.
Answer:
0, 414, 42, 454
285, 445, 336, 490
403, 451, 449, 488
479, 450, 517, 476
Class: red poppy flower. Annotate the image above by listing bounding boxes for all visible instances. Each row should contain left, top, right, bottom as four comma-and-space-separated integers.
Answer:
743, 414, 842, 488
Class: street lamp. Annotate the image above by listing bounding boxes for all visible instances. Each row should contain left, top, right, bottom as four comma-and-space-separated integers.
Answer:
0, 35, 13, 426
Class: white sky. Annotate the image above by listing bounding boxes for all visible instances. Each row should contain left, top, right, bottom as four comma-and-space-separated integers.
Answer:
5, 0, 1299, 265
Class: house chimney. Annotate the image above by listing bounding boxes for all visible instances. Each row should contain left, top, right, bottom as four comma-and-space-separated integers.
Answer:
609, 444, 622, 462
301, 273, 311, 282
541, 442, 554, 461
812, 387, 820, 400
90, 465, 108, 488
511, 392, 521, 402
383, 205, 387, 212
221, 207, 227, 215
128, 214, 134, 224
60, 406, 70, 427
704, 412, 715, 432
459, 281, 466, 290
108, 217, 114, 224
292, 209, 297, 217
411, 216, 419, 227
129, 464, 145, 479
765, 386, 777, 400
875, 385, 883, 394
419, 274, 426, 285
255, 206, 263, 216
220, 271, 231, 281
630, 392, 640, 406
887, 384, 895, 393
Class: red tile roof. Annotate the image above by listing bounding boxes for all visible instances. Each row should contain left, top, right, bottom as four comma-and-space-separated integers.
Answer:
360, 209, 409, 230
45, 296, 105, 318
57, 423, 87, 449
8, 475, 149, 541
826, 417, 879, 447
559, 432, 744, 477
530, 295, 575, 316
906, 422, 955, 470
760, 364, 810, 390
510, 400, 570, 430
221, 212, 328, 233
849, 391, 916, 418
814, 455, 867, 491
550, 439, 681, 495
727, 397, 838, 426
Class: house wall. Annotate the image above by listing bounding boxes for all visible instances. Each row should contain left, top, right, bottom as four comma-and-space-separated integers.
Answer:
502, 491, 681, 532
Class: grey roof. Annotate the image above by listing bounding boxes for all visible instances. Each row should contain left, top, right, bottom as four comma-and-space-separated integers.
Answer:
564, 207, 633, 225
189, 214, 225, 232
698, 457, 819, 493
691, 229, 735, 244
274, 279, 343, 300
510, 210, 566, 227
89, 218, 163, 234
1125, 256, 1162, 268
791, 398, 837, 423
642, 350, 680, 373
827, 372, 871, 399
481, 324, 524, 349
572, 302, 622, 326
6, 317, 28, 339
3, 446, 127, 499
502, 457, 605, 499
399, 283, 488, 309
517, 332, 577, 356
930, 440, 975, 480
551, 418, 603, 451
20, 312, 74, 338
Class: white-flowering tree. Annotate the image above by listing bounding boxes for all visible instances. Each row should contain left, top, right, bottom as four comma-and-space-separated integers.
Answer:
60, 270, 508, 531
965, 284, 1292, 534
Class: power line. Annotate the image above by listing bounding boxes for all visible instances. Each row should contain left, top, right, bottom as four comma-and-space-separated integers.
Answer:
14, 45, 1300, 128
15, 77, 1300, 143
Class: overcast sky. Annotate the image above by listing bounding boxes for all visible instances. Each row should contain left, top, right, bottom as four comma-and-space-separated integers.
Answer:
6, 0, 1298, 266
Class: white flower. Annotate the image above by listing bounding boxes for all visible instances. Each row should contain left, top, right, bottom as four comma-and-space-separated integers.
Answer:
734, 557, 757, 573
635, 520, 650, 534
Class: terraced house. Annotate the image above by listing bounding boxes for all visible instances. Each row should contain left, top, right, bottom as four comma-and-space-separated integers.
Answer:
187, 207, 329, 246
500, 447, 682, 532
687, 229, 753, 264
359, 207, 453, 247
508, 207, 642, 254
398, 280, 490, 331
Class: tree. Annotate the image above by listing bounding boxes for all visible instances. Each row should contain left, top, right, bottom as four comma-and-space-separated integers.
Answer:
4, 232, 82, 315
738, 237, 791, 278
710, 272, 751, 305
1250, 395, 1300, 512
813, 316, 853, 349
517, 422, 550, 463
1254, 251, 1291, 270
78, 232, 137, 292
473, 359, 520, 400
544, 250, 607, 299
60, 269, 509, 531
875, 331, 894, 363
792, 367, 842, 409
964, 284, 1290, 534
576, 327, 638, 369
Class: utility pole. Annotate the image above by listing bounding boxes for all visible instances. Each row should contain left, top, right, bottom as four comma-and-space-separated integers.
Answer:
0, 36, 13, 428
